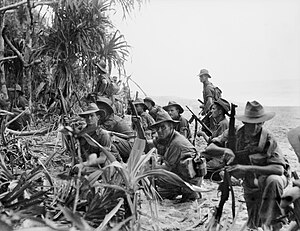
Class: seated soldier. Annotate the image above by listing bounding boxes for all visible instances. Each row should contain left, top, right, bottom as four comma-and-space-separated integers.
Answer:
96, 96, 134, 162
197, 98, 230, 143
198, 98, 230, 175
132, 98, 155, 138
205, 101, 289, 230
147, 110, 202, 202
143, 97, 161, 121
94, 59, 109, 96
74, 103, 121, 171
163, 101, 192, 141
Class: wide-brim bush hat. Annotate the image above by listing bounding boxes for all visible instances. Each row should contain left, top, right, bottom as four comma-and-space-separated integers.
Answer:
144, 97, 155, 107
197, 69, 211, 78
96, 96, 115, 114
95, 59, 107, 73
236, 101, 275, 123
8, 84, 23, 94
149, 110, 179, 130
163, 101, 184, 114
133, 98, 148, 110
78, 103, 99, 117
214, 98, 231, 115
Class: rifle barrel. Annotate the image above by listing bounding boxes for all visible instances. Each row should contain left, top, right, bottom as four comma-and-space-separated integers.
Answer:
186, 106, 212, 136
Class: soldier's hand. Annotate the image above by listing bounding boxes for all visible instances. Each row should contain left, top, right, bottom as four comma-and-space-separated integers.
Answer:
131, 115, 140, 123
223, 148, 235, 165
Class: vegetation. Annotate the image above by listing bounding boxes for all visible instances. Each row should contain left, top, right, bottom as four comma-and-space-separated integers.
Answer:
0, 1, 203, 230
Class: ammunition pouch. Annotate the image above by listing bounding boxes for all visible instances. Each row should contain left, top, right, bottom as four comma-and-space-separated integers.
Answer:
177, 157, 196, 179
193, 156, 207, 177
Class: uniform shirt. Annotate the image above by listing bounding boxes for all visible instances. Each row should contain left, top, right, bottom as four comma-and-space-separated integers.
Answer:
174, 115, 192, 140
101, 114, 133, 162
202, 82, 215, 113
208, 117, 229, 143
148, 105, 160, 121
213, 126, 288, 187
102, 114, 133, 136
139, 111, 155, 131
77, 125, 112, 161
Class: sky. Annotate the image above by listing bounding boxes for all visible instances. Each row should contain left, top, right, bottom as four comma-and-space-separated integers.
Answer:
112, 0, 300, 106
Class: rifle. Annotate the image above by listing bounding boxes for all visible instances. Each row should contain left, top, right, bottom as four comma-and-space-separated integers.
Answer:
197, 99, 204, 105
214, 103, 237, 225
186, 106, 212, 137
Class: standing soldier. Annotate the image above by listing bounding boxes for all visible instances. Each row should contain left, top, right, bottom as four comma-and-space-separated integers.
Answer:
197, 69, 222, 115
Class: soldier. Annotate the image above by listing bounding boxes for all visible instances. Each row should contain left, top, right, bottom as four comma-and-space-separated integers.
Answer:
96, 96, 134, 162
197, 69, 222, 115
206, 101, 289, 230
74, 103, 119, 170
147, 110, 202, 202
163, 101, 192, 140
95, 59, 110, 96
197, 98, 230, 143
143, 97, 160, 121
132, 98, 155, 138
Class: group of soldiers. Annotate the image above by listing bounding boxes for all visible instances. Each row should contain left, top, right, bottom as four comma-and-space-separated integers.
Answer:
1, 64, 299, 231
77, 66, 296, 231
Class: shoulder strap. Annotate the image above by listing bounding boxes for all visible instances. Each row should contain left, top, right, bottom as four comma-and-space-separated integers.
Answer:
257, 128, 268, 152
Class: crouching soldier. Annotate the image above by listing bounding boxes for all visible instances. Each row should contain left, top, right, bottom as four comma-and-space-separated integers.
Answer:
96, 97, 134, 162
147, 110, 203, 202
73, 103, 120, 172
206, 101, 289, 230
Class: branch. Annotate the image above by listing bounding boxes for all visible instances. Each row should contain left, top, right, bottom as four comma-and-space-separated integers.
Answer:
0, 0, 27, 13
128, 75, 147, 97
2, 27, 27, 65
0, 56, 18, 62
0, 0, 56, 12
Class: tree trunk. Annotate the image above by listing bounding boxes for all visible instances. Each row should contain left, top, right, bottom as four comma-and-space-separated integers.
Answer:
0, 11, 8, 100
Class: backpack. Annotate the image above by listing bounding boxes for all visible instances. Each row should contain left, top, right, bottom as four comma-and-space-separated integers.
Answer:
213, 86, 222, 101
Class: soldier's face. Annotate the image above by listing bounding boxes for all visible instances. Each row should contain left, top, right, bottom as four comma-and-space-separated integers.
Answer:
167, 106, 179, 119
211, 104, 221, 118
144, 101, 152, 109
199, 75, 207, 83
85, 113, 98, 126
135, 104, 144, 113
156, 122, 173, 140
243, 122, 264, 137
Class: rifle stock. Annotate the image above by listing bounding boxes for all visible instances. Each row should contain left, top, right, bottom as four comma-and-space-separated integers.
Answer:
186, 106, 212, 136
